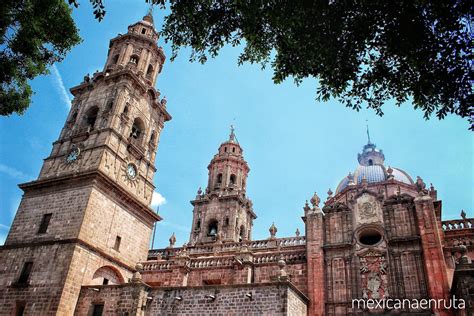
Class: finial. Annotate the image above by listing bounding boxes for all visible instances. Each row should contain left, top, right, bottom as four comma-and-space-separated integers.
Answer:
347, 172, 355, 185
460, 210, 466, 220
310, 192, 320, 208
269, 222, 277, 239
169, 232, 176, 248
366, 119, 371, 144
229, 124, 235, 142
143, 3, 154, 24
327, 188, 333, 198
295, 228, 300, 237
303, 200, 311, 213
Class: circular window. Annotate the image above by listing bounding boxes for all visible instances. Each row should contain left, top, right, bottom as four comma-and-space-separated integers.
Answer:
358, 228, 383, 246
126, 163, 138, 180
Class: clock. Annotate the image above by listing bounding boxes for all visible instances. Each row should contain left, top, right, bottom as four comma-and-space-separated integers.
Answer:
126, 163, 137, 180
65, 147, 80, 163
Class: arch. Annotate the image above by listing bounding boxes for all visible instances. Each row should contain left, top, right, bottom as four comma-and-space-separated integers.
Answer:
112, 54, 119, 65
129, 55, 139, 65
149, 130, 156, 145
83, 106, 99, 130
123, 103, 129, 115
229, 174, 236, 186
91, 266, 124, 285
69, 111, 78, 124
207, 219, 218, 237
130, 117, 145, 140
146, 64, 154, 79
105, 99, 114, 112
216, 173, 223, 185
239, 225, 245, 242
368, 159, 374, 166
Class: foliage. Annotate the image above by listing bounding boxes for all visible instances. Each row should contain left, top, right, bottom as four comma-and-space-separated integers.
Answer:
152, 0, 473, 127
0, 0, 81, 116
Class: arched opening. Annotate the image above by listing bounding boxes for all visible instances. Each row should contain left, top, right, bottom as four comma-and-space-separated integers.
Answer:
69, 111, 78, 124
146, 64, 154, 79
130, 118, 145, 141
91, 266, 124, 285
232, 147, 235, 153
123, 104, 129, 115
229, 174, 236, 186
105, 99, 114, 112
368, 159, 373, 166
239, 225, 245, 242
141, 28, 146, 34
129, 55, 139, 65
216, 173, 223, 187
225, 217, 229, 226
224, 147, 227, 152
149, 130, 156, 145
196, 219, 201, 230
83, 106, 99, 130
207, 220, 218, 237
112, 54, 119, 65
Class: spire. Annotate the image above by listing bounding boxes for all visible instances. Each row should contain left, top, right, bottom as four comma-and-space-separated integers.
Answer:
143, 3, 154, 24
366, 120, 371, 144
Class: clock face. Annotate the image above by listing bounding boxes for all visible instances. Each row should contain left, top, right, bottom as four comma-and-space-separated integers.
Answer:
126, 163, 137, 180
66, 147, 80, 163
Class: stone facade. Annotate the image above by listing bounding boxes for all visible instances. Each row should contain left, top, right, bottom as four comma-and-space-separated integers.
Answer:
1, 13, 473, 316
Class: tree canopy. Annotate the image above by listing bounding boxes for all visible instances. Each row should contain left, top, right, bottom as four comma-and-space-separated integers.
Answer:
0, 0, 81, 116
2, 0, 472, 128
154, 0, 473, 127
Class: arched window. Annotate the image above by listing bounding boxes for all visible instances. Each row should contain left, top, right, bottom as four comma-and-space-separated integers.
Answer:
216, 173, 223, 185
196, 219, 201, 230
84, 106, 99, 130
232, 147, 235, 153
225, 217, 229, 226
69, 111, 78, 124
146, 64, 154, 79
239, 225, 245, 242
230, 174, 236, 186
130, 118, 145, 140
123, 104, 129, 115
208, 220, 218, 237
149, 130, 156, 145
129, 55, 139, 64
141, 28, 146, 34
224, 147, 227, 152
105, 99, 114, 112
368, 159, 373, 166
112, 54, 119, 65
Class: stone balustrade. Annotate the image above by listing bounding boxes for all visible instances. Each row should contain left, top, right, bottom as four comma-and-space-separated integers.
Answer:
148, 236, 306, 260
442, 218, 473, 231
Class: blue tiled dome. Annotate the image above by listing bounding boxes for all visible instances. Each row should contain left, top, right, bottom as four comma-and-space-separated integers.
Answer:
335, 142, 414, 194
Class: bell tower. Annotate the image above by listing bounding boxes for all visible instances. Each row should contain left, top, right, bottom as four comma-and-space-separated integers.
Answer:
189, 127, 257, 245
0, 13, 171, 315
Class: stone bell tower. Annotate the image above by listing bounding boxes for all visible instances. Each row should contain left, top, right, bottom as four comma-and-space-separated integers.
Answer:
189, 127, 257, 245
0, 13, 170, 315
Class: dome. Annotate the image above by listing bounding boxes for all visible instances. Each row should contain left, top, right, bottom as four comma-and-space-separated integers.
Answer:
335, 142, 414, 194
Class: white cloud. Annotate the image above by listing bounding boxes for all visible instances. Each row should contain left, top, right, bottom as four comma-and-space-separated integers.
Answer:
51, 64, 72, 109
0, 163, 32, 181
151, 191, 166, 208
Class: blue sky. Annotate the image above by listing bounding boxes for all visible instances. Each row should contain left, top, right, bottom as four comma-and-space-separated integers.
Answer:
0, 1, 472, 248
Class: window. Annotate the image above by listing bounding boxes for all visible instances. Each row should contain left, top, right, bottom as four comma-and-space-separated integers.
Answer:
129, 55, 139, 64
230, 174, 236, 186
37, 213, 52, 234
113, 236, 121, 251
123, 104, 129, 115
18, 262, 33, 284
103, 278, 109, 285
141, 28, 146, 34
208, 220, 218, 237
232, 147, 235, 153
224, 217, 229, 226
368, 159, 373, 166
130, 118, 144, 140
84, 106, 99, 130
239, 225, 245, 242
196, 219, 201, 230
216, 174, 222, 184
149, 131, 156, 145
112, 54, 119, 65
146, 64, 154, 79
224, 147, 227, 152
92, 304, 104, 316
105, 99, 114, 112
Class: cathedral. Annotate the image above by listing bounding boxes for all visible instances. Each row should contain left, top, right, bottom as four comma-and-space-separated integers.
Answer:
0, 14, 473, 316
